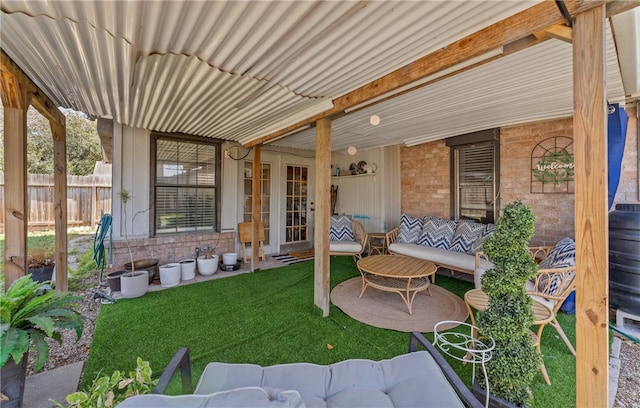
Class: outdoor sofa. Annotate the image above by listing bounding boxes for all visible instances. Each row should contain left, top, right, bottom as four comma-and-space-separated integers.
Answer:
117, 331, 483, 407
386, 214, 496, 277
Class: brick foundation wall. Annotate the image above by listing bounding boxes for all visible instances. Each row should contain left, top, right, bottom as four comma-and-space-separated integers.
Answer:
111, 231, 235, 269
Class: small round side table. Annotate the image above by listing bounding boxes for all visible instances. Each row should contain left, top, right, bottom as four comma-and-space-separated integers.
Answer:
433, 320, 495, 408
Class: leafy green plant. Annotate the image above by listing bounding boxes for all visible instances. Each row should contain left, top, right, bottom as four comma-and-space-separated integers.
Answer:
57, 357, 157, 408
0, 275, 84, 371
477, 200, 541, 406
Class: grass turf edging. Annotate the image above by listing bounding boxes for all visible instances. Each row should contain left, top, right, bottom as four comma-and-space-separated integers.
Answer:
83, 257, 576, 406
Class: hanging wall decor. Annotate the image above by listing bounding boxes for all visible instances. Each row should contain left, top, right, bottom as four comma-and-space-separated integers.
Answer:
530, 136, 574, 193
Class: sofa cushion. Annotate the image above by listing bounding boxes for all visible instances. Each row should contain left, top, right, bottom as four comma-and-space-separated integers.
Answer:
397, 214, 423, 244
329, 216, 354, 242
389, 243, 476, 273
449, 221, 485, 253
116, 386, 306, 407
189, 351, 464, 408
329, 241, 363, 253
417, 218, 456, 249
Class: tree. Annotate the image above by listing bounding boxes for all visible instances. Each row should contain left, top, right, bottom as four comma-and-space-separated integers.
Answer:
0, 106, 102, 175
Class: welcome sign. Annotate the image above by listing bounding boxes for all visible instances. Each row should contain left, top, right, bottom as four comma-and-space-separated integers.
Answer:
531, 136, 574, 193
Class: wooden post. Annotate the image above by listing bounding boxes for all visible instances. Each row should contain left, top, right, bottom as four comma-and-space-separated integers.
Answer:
0, 75, 29, 286
51, 120, 68, 291
573, 6, 608, 407
314, 118, 331, 316
251, 145, 261, 271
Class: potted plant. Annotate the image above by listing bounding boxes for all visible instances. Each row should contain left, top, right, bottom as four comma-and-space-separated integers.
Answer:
56, 357, 157, 408
118, 190, 149, 298
475, 200, 541, 407
196, 246, 219, 276
0, 275, 84, 408
27, 247, 55, 284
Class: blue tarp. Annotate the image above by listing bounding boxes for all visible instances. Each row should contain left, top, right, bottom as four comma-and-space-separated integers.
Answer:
608, 103, 629, 210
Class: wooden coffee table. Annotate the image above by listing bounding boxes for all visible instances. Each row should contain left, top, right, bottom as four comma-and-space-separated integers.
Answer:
356, 255, 438, 315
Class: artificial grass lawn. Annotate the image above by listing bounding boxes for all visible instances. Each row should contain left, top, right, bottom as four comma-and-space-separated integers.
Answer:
84, 257, 577, 407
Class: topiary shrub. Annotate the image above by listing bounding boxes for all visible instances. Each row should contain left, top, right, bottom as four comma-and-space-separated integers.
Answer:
476, 200, 541, 406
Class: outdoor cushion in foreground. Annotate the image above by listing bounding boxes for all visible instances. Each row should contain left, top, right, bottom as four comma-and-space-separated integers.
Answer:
117, 351, 465, 407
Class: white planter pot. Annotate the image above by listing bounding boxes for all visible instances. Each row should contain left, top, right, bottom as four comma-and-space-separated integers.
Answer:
159, 263, 181, 288
120, 271, 149, 299
197, 255, 219, 276
222, 253, 238, 265
179, 259, 196, 281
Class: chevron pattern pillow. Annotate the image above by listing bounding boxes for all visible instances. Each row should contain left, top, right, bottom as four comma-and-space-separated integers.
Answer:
469, 223, 496, 253
539, 238, 576, 270
417, 218, 456, 249
397, 214, 423, 243
330, 216, 354, 241
537, 237, 576, 294
450, 221, 485, 253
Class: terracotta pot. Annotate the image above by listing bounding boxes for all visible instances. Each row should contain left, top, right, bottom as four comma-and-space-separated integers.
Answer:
0, 351, 29, 408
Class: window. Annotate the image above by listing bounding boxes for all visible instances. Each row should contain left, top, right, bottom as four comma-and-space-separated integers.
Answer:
448, 130, 499, 224
152, 134, 221, 234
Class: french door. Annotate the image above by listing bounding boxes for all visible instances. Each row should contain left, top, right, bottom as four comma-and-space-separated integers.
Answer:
285, 165, 308, 242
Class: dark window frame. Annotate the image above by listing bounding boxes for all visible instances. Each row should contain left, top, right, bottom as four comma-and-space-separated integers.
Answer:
150, 133, 222, 236
447, 129, 500, 223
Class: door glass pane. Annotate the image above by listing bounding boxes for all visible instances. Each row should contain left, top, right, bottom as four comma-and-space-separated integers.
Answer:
243, 161, 271, 244
286, 165, 308, 243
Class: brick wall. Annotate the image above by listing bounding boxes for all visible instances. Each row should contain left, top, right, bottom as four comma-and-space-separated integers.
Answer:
399, 108, 639, 246
399, 140, 450, 218
111, 231, 235, 269
500, 118, 575, 245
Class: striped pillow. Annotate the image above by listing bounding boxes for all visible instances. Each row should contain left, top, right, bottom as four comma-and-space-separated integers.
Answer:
450, 221, 485, 253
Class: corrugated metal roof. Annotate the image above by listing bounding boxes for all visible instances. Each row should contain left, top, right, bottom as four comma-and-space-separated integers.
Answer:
2, 0, 538, 144
0, 1, 634, 149
273, 20, 626, 152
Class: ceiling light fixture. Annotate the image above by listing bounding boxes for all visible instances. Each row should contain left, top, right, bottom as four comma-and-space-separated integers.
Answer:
347, 146, 357, 155
370, 115, 381, 126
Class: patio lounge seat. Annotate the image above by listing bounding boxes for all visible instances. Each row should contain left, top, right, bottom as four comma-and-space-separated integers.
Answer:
329, 216, 368, 261
116, 332, 484, 408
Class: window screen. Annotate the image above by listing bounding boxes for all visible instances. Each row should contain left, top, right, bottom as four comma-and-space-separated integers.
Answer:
153, 136, 220, 234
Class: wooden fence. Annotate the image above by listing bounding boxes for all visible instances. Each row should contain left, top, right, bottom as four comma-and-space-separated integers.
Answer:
0, 173, 112, 233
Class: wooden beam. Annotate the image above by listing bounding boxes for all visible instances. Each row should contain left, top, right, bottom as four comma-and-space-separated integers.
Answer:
1, 72, 29, 286
52, 121, 69, 291
251, 146, 261, 272
573, 6, 608, 407
313, 118, 331, 316
1, 49, 65, 126
545, 24, 573, 43
246, 0, 638, 147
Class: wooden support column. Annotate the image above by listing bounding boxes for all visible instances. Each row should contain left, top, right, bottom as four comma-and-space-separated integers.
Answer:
251, 145, 261, 272
314, 118, 331, 316
573, 6, 608, 407
52, 121, 68, 291
0, 74, 29, 286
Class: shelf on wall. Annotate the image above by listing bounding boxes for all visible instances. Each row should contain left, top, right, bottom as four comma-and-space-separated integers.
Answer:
331, 173, 377, 179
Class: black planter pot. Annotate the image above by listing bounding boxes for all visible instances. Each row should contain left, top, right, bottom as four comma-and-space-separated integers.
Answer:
28, 263, 55, 283
0, 352, 29, 408
107, 270, 127, 292
472, 379, 520, 408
